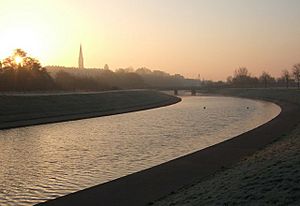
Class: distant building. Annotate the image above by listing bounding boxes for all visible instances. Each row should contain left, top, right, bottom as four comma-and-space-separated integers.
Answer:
45, 44, 110, 76
78, 44, 84, 69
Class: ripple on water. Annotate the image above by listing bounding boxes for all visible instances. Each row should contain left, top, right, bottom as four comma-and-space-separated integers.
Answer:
0, 96, 280, 205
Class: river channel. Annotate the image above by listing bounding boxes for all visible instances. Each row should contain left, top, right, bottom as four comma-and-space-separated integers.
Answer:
0, 96, 280, 205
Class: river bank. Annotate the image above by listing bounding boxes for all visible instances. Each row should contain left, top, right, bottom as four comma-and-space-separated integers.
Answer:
153, 88, 300, 205
0, 90, 181, 130
37, 89, 300, 206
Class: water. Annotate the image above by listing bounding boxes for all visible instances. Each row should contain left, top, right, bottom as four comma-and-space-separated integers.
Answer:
0, 96, 280, 205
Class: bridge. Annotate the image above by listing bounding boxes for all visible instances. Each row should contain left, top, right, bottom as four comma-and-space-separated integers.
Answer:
153, 86, 206, 96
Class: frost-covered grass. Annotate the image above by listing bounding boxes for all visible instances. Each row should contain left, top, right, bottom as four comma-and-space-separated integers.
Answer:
155, 125, 300, 205
154, 88, 300, 206
0, 90, 179, 129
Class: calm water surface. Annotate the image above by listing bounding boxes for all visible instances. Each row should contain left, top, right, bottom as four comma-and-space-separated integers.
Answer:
0, 96, 280, 205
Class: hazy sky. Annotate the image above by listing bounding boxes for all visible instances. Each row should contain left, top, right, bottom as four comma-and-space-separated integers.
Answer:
1, 0, 300, 80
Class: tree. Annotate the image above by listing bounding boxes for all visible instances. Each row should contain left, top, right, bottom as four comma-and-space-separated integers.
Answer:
124, 67, 134, 73
281, 69, 290, 88
136, 67, 152, 75
259, 71, 273, 88
292, 64, 300, 89
0, 49, 54, 91
226, 76, 233, 84
234, 67, 250, 77
1, 49, 42, 70
104, 64, 109, 70
231, 67, 258, 87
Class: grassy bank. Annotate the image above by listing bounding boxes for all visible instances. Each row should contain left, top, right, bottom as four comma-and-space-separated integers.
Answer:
154, 88, 300, 205
200, 88, 300, 105
0, 90, 180, 130
37, 88, 299, 206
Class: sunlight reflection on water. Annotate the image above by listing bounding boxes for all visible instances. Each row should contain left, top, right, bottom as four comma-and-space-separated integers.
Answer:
0, 96, 280, 205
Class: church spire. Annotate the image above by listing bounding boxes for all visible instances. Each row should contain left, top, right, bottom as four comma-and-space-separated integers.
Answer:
78, 44, 84, 69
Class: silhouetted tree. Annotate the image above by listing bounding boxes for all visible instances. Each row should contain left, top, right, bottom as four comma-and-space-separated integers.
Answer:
234, 67, 250, 77
0, 49, 55, 91
104, 64, 109, 70
292, 64, 300, 89
1, 49, 37, 69
226, 76, 233, 84
116, 72, 145, 88
231, 67, 258, 87
124, 67, 134, 73
55, 70, 110, 91
134, 68, 185, 88
259, 71, 274, 88
136, 67, 152, 75
281, 69, 290, 88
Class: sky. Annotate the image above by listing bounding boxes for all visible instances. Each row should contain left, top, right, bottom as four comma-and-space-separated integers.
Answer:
0, 0, 300, 80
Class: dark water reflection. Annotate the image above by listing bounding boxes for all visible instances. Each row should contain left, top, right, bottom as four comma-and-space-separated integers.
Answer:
0, 96, 280, 205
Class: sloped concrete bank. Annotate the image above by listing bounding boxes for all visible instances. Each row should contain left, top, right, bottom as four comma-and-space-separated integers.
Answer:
37, 89, 300, 206
0, 90, 181, 130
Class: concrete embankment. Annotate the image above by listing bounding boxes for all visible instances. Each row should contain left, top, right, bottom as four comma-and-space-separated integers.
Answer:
37, 89, 300, 206
0, 90, 181, 130
153, 88, 300, 205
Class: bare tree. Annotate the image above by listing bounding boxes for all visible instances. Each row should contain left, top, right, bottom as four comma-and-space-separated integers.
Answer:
234, 67, 250, 77
292, 64, 300, 89
259, 71, 269, 88
231, 67, 258, 87
281, 69, 290, 88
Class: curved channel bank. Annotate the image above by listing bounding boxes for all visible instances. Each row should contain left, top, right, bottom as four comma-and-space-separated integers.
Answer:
0, 90, 180, 130
37, 90, 300, 206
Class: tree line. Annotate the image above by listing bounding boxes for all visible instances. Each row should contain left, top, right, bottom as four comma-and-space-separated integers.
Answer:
0, 49, 299, 91
226, 65, 300, 88
0, 49, 194, 91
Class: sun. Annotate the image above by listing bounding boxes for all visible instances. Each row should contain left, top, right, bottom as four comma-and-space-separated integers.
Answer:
0, 26, 44, 63
14, 56, 23, 65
